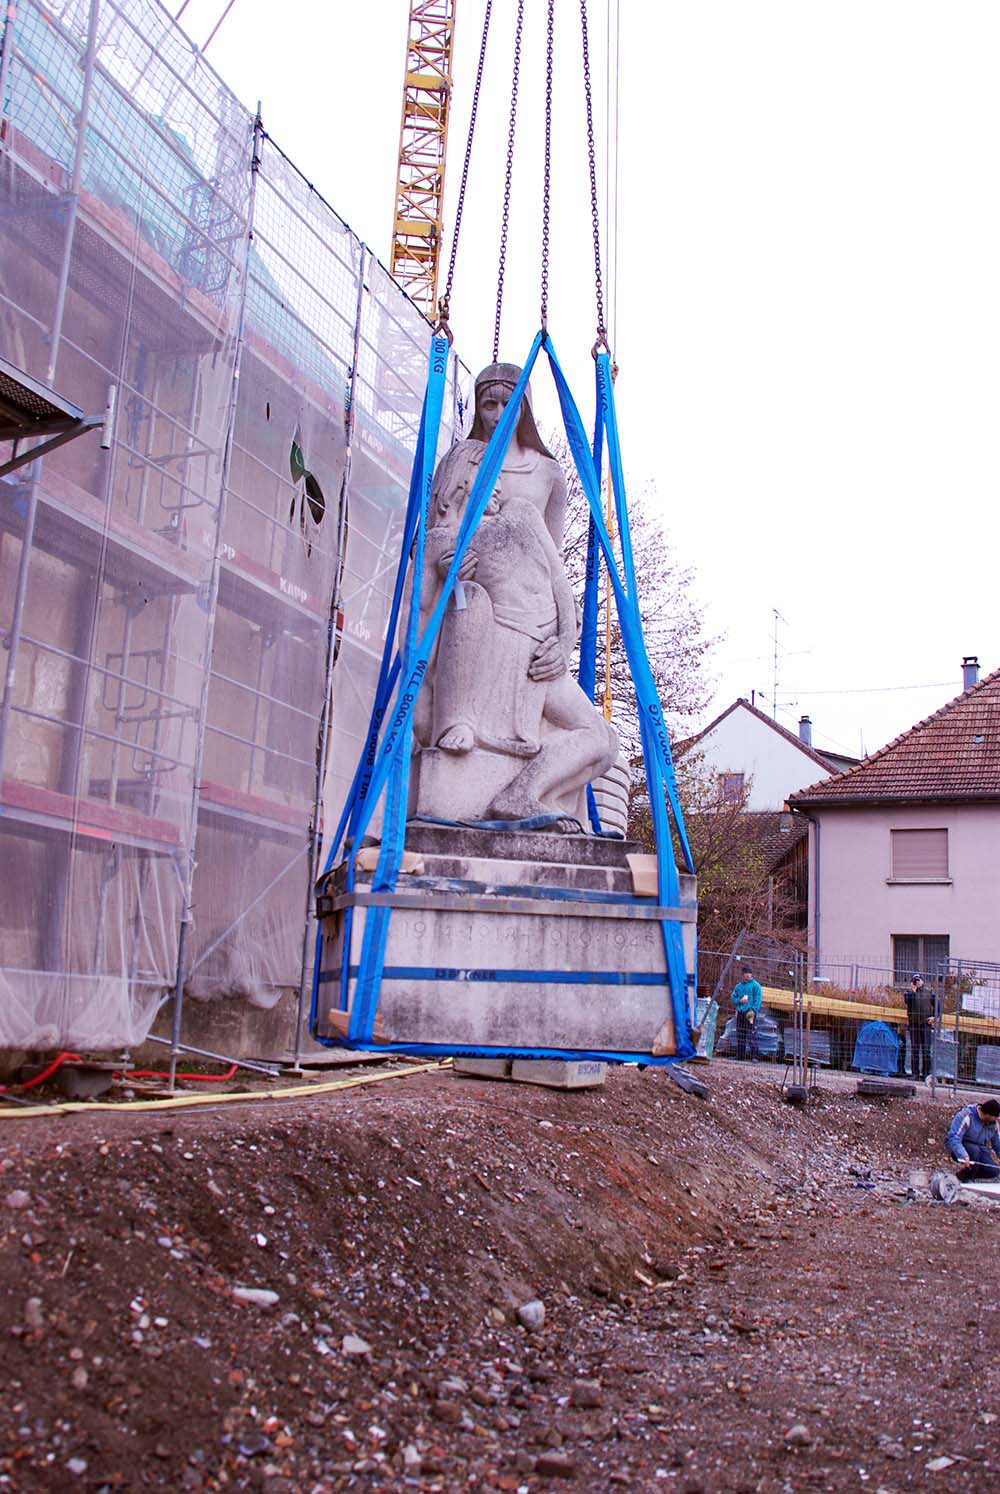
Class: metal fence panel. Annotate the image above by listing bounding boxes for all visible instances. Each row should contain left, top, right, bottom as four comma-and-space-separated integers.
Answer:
703, 943, 1000, 1092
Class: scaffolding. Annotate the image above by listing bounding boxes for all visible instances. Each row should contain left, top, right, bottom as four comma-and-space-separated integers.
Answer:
0, 0, 466, 1061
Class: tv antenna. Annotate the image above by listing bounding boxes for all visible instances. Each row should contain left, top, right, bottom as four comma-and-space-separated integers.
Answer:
771, 608, 787, 720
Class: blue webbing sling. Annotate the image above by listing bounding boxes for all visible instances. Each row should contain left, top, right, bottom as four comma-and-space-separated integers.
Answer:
576, 397, 605, 836
309, 330, 696, 1064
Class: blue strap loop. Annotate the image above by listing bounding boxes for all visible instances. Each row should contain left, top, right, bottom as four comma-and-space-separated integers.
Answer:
344, 339, 544, 1041
310, 330, 695, 1061
543, 343, 694, 1055
309, 337, 450, 1039
576, 380, 605, 835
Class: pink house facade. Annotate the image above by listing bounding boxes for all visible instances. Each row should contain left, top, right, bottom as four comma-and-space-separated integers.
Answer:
789, 663, 1000, 987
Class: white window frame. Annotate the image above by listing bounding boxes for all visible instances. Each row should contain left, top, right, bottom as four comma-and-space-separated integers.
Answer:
888, 828, 950, 885
718, 771, 745, 804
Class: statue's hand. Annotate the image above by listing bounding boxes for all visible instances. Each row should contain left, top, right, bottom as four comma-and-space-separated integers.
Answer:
438, 547, 477, 581
528, 636, 567, 682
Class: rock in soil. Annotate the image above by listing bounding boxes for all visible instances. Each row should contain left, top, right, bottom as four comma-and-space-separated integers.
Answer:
0, 1061, 990, 1490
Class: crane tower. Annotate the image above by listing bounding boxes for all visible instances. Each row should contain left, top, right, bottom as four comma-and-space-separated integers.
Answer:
389, 0, 457, 317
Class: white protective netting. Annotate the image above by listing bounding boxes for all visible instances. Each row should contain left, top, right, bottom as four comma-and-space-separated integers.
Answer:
0, 0, 466, 1053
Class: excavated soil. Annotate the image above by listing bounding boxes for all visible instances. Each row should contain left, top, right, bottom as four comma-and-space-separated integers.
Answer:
0, 1059, 996, 1492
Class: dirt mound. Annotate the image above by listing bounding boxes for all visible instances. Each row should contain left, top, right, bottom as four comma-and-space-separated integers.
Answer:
0, 1063, 991, 1490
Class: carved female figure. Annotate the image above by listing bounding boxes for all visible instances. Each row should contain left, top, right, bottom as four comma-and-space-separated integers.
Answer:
414, 364, 615, 827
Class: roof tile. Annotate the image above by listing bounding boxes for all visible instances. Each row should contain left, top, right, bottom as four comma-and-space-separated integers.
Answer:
789, 667, 1000, 805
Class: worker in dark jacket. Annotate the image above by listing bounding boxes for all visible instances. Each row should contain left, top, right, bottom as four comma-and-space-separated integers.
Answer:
946, 1098, 1000, 1180
904, 974, 934, 1080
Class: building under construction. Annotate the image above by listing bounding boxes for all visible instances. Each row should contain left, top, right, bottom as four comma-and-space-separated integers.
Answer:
0, 0, 467, 1064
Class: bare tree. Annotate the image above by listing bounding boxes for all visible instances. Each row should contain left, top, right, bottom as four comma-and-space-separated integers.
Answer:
551, 439, 805, 966
553, 436, 714, 761
635, 752, 808, 960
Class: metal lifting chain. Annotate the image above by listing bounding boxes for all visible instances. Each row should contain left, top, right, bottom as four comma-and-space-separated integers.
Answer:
437, 0, 494, 341
493, 0, 524, 364
539, 0, 554, 334
579, 0, 609, 357
489, 0, 607, 353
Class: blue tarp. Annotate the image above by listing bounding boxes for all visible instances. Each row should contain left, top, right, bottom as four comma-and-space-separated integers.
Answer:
853, 1020, 900, 1076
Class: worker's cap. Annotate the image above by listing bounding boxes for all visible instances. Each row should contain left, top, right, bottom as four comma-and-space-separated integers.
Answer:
981, 1099, 1000, 1117
911, 972, 922, 981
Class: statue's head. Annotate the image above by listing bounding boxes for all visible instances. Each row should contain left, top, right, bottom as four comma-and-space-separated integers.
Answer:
468, 363, 554, 459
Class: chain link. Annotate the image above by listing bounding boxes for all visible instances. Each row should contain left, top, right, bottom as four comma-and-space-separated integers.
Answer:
443, 0, 609, 354
493, 0, 524, 363
540, 0, 554, 333
578, 0, 607, 352
437, 0, 493, 334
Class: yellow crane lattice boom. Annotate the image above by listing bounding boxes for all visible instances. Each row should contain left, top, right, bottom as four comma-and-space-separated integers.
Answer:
390, 0, 457, 316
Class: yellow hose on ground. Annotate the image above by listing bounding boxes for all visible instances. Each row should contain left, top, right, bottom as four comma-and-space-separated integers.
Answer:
0, 1060, 450, 1122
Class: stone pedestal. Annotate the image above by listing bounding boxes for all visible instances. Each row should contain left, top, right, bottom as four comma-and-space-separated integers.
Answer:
316, 825, 696, 1060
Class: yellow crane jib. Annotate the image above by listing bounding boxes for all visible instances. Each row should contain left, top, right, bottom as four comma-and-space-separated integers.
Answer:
390, 0, 457, 316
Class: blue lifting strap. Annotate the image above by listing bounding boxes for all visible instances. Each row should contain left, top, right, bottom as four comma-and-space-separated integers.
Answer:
350, 334, 452, 1040
544, 342, 694, 1054
576, 398, 605, 835
310, 329, 696, 1061
318, 339, 544, 1044
308, 335, 453, 1040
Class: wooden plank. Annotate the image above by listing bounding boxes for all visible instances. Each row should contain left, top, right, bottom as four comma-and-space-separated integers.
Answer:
326, 1008, 391, 1045
761, 985, 1000, 1039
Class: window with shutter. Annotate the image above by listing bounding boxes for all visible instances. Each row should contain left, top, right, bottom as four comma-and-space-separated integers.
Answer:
920, 936, 951, 978
890, 828, 949, 880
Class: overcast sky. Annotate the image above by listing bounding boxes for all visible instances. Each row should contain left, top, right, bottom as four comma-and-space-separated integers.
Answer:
182, 0, 999, 762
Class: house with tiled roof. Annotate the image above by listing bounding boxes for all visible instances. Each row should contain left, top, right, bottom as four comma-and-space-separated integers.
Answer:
684, 697, 856, 812
672, 699, 857, 942
788, 658, 1000, 983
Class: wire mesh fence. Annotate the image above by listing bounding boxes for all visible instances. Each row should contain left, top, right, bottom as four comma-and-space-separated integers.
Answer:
697, 944, 1000, 1094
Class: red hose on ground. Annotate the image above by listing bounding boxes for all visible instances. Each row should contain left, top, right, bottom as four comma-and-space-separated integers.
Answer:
0, 1055, 238, 1096
119, 1065, 239, 1083
0, 1052, 82, 1093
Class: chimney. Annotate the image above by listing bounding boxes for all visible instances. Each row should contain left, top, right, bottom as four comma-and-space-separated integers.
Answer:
963, 655, 980, 691
798, 715, 813, 747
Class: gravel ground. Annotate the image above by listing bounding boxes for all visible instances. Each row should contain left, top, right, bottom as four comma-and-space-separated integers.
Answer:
0, 1058, 996, 1491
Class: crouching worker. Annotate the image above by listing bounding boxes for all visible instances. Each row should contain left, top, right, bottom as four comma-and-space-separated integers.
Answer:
946, 1097, 1000, 1181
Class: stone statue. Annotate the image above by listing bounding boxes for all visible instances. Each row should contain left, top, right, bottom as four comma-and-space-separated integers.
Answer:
413, 363, 616, 828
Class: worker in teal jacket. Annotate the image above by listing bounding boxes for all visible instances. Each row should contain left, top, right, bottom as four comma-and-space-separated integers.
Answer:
731, 966, 763, 1062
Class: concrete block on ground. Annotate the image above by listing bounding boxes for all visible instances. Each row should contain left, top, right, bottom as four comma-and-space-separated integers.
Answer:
856, 1077, 916, 1098
510, 1058, 607, 1089
453, 1057, 512, 1080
